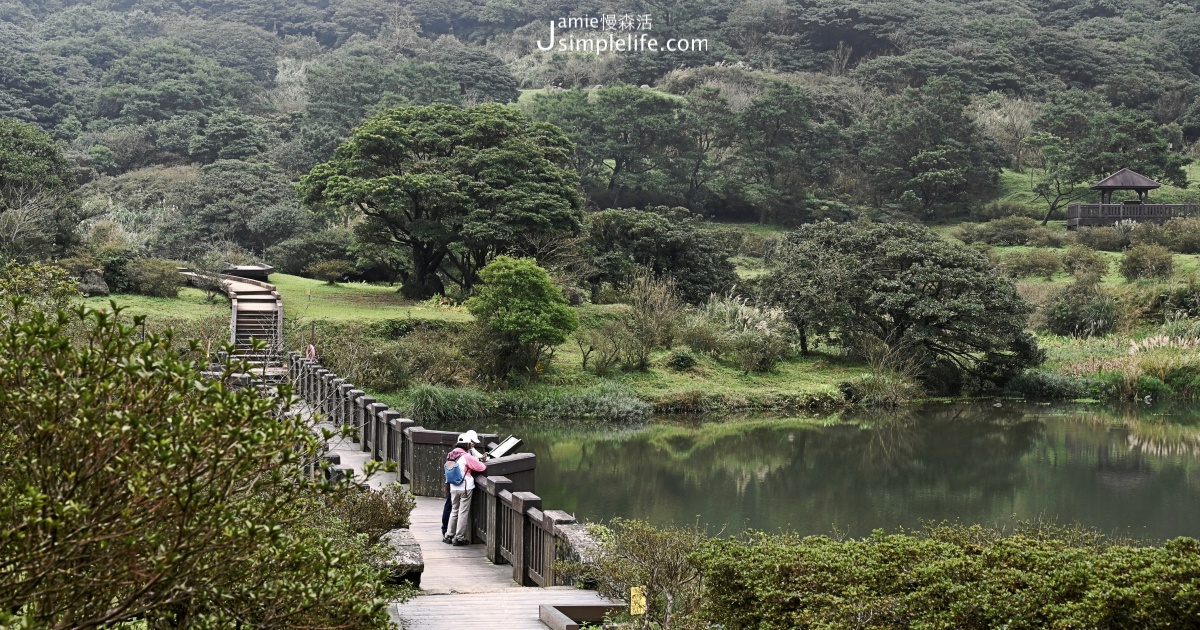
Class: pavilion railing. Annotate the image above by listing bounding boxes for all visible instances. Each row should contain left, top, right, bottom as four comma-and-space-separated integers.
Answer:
1066, 203, 1200, 228
286, 351, 597, 588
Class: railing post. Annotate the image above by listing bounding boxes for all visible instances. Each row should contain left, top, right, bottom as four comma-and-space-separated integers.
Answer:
286, 352, 299, 388
344, 388, 362, 429
390, 417, 414, 472
483, 476, 512, 564
510, 492, 541, 586
321, 373, 337, 416
542, 510, 575, 586
304, 360, 314, 400
329, 377, 345, 419
353, 395, 375, 445
378, 410, 400, 463
297, 359, 310, 401
314, 368, 329, 413
336, 383, 353, 427
365, 402, 388, 454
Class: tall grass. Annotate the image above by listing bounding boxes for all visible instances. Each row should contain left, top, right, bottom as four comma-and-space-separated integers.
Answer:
500, 382, 652, 424
395, 385, 495, 425
388, 383, 653, 427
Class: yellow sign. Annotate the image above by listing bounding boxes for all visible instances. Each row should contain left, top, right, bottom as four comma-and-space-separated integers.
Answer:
630, 586, 646, 616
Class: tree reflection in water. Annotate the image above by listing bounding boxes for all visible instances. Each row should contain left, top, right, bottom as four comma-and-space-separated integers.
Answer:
488, 403, 1200, 540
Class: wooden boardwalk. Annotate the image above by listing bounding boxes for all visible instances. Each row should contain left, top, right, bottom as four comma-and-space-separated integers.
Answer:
305, 403, 615, 629
391, 496, 613, 629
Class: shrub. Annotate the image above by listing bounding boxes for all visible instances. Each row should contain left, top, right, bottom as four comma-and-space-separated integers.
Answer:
0, 306, 397, 628
329, 483, 416, 546
395, 328, 467, 386
970, 200, 1037, 222
678, 313, 727, 356
0, 261, 80, 319
465, 256, 578, 380
96, 249, 135, 292
1028, 226, 1067, 248
1130, 221, 1169, 247
367, 318, 470, 339
665, 349, 697, 370
1137, 374, 1174, 400
956, 216, 1040, 246
693, 526, 1200, 630
1044, 279, 1118, 337
701, 295, 795, 373
841, 334, 925, 406
729, 328, 791, 373
1005, 371, 1091, 400
1073, 226, 1127, 251
1120, 244, 1174, 281
565, 519, 706, 630
1003, 250, 1062, 280
126, 258, 183, 297
1163, 217, 1200, 253
1061, 245, 1108, 277
620, 267, 682, 370
305, 259, 355, 284
574, 320, 627, 376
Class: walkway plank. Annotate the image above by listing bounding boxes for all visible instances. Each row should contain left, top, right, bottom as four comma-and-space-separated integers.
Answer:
393, 496, 613, 629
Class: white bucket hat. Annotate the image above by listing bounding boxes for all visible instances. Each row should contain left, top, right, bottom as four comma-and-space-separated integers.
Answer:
457, 430, 481, 444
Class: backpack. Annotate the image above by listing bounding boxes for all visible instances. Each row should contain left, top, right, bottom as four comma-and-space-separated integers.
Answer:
444, 457, 465, 485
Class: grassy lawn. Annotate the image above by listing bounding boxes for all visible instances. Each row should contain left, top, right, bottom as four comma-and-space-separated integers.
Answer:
542, 333, 861, 408
83, 287, 229, 320
271, 274, 471, 322
85, 274, 473, 323
612, 351, 861, 406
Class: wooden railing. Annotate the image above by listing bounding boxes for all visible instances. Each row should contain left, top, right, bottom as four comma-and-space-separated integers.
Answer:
287, 351, 597, 588
1066, 203, 1200, 228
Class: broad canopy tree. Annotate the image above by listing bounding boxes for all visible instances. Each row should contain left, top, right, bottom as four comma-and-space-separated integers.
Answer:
766, 220, 1042, 391
858, 78, 1004, 215
0, 118, 81, 260
300, 103, 584, 298
584, 206, 737, 304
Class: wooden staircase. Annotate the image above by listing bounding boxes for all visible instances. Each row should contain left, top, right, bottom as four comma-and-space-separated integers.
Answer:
180, 268, 286, 383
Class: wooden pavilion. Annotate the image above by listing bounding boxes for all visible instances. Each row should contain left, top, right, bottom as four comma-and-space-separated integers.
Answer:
1066, 168, 1199, 228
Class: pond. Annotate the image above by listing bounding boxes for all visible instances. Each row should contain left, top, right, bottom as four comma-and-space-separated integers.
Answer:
481, 403, 1200, 541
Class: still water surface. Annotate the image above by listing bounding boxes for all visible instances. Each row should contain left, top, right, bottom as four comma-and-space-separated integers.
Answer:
484, 403, 1200, 540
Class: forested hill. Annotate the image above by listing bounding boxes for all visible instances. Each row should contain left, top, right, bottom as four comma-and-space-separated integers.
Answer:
1, 0, 1197, 273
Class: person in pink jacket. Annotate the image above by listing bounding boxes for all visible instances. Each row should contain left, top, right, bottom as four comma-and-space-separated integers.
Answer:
444, 435, 487, 546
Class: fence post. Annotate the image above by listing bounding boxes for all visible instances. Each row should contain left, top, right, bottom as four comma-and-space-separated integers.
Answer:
510, 492, 541, 586
298, 359, 311, 401
354, 395, 375, 445
390, 417, 414, 472
329, 378, 345, 420
300, 360, 311, 401
314, 368, 329, 412
286, 352, 299, 389
365, 402, 388, 454
483, 476, 512, 564
542, 510, 576, 586
322, 373, 337, 416
335, 383, 353, 427
378, 410, 400, 463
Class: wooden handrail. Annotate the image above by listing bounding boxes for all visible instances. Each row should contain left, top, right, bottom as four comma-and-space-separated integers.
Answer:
286, 351, 598, 588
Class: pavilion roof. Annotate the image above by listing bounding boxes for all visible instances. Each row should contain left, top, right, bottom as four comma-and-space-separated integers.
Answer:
1091, 168, 1161, 190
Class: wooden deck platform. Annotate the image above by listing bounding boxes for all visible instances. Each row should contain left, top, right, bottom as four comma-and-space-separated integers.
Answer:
391, 496, 613, 629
